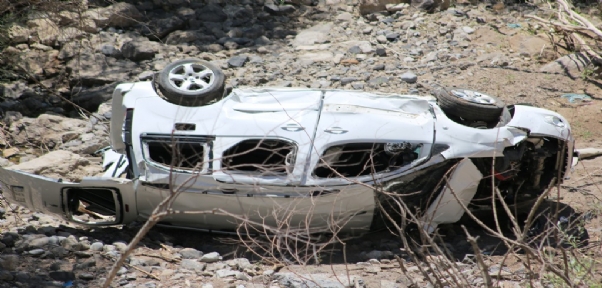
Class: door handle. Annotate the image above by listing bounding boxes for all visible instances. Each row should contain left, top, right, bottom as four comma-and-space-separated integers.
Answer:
281, 123, 305, 132
324, 127, 348, 134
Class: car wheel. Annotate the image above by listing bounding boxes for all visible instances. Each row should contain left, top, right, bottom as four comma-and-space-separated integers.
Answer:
434, 87, 505, 122
154, 58, 226, 107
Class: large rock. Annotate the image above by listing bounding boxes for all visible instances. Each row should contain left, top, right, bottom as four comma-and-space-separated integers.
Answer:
165, 30, 203, 45
223, 5, 254, 27
70, 83, 118, 113
540, 53, 591, 79
85, 2, 143, 28
195, 4, 228, 22
27, 19, 86, 46
27, 18, 60, 46
66, 53, 137, 85
9, 114, 90, 148
292, 22, 333, 47
8, 24, 30, 44
359, 0, 404, 15
121, 40, 160, 61
8, 150, 94, 181
508, 34, 554, 59
264, 3, 297, 16
411, 0, 450, 12
0, 81, 31, 99
298, 51, 335, 63
20, 49, 61, 78
139, 16, 185, 40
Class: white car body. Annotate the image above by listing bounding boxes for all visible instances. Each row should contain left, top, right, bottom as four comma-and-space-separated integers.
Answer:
0, 82, 575, 234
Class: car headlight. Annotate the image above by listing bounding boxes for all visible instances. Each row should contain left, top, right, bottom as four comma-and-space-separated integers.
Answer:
544, 116, 565, 128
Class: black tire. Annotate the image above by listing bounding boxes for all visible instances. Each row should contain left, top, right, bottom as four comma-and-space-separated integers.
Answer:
434, 87, 505, 122
154, 58, 226, 107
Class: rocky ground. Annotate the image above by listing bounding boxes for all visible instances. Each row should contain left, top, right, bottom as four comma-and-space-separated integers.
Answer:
1, 0, 602, 287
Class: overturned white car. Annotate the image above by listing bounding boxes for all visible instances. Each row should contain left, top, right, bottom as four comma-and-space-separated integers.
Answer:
0, 59, 576, 235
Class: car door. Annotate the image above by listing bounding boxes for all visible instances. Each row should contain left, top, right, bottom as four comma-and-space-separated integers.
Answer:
211, 88, 323, 185
306, 90, 436, 185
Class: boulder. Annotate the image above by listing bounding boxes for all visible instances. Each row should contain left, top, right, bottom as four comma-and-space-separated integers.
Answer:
139, 16, 185, 40
540, 53, 591, 79
85, 2, 142, 28
223, 5, 254, 27
359, 0, 405, 15
0, 81, 31, 100
8, 150, 95, 181
18, 49, 60, 78
508, 34, 554, 59
121, 40, 160, 61
66, 53, 137, 85
165, 30, 203, 45
8, 24, 31, 44
70, 83, 118, 112
27, 18, 60, 46
9, 114, 90, 148
292, 22, 333, 47
195, 4, 228, 22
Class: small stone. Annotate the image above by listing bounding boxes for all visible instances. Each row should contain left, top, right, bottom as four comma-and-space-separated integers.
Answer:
340, 77, 357, 85
348, 46, 362, 54
113, 242, 127, 253
462, 26, 475, 34
365, 266, 382, 273
375, 48, 387, 57
0, 255, 19, 271
179, 248, 203, 259
15, 271, 29, 282
2, 147, 19, 158
351, 83, 364, 89
117, 267, 128, 276
200, 252, 221, 263
400, 72, 417, 83
385, 33, 399, 41
90, 242, 104, 251
181, 259, 206, 271
49, 271, 75, 282
216, 269, 237, 278
0, 271, 13, 281
74, 251, 92, 258
28, 237, 51, 249
373, 64, 385, 71
138, 71, 154, 81
28, 248, 45, 256
263, 269, 274, 276
228, 55, 249, 68
376, 35, 387, 44
79, 273, 94, 280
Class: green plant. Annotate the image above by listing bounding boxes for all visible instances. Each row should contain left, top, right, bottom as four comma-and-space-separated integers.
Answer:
581, 65, 595, 80
543, 254, 600, 287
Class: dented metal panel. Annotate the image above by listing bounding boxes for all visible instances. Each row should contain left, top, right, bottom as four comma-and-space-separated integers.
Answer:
420, 159, 482, 233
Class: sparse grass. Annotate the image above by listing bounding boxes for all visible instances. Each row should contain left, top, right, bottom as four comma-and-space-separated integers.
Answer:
543, 252, 599, 287
581, 65, 596, 80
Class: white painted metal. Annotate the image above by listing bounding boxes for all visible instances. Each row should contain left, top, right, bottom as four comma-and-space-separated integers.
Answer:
420, 158, 482, 233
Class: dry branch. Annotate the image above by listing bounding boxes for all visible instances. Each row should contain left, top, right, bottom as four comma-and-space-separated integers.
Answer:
527, 0, 602, 62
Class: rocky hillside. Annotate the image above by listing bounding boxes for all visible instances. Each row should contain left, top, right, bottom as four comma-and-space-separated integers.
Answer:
0, 0, 601, 287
